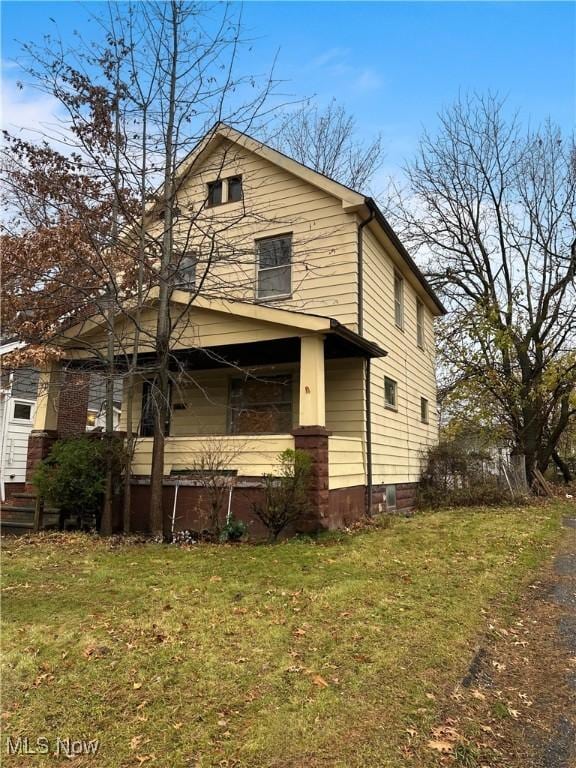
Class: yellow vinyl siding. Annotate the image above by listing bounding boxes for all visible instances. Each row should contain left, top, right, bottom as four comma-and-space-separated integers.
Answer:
328, 436, 366, 489
131, 435, 294, 476
361, 225, 438, 484
325, 358, 364, 437
175, 139, 359, 328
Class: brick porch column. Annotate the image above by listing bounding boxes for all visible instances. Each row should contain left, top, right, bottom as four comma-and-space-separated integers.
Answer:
292, 334, 330, 530
292, 426, 331, 531
26, 364, 90, 485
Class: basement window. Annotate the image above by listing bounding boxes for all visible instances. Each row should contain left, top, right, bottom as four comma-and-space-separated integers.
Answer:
386, 484, 397, 510
229, 374, 292, 434
257, 234, 292, 299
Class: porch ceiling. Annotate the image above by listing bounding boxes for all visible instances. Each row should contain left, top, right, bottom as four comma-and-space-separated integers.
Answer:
68, 332, 384, 374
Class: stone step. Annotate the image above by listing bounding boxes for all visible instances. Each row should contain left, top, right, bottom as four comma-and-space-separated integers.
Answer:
1, 504, 60, 515
0, 519, 34, 535
11, 492, 37, 500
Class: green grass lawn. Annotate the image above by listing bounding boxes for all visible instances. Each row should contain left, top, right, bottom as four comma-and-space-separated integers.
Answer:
1, 503, 568, 767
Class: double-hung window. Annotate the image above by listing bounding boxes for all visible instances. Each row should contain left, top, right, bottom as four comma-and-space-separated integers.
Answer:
256, 234, 292, 299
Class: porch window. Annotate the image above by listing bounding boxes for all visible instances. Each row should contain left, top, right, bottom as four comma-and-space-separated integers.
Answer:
229, 374, 292, 434
384, 376, 397, 410
140, 380, 171, 438
257, 234, 292, 299
394, 271, 404, 329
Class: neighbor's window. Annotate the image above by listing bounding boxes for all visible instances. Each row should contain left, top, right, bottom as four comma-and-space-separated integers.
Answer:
229, 374, 292, 434
384, 376, 397, 409
207, 180, 223, 207
394, 271, 404, 329
13, 402, 32, 421
257, 234, 292, 299
175, 253, 197, 289
86, 412, 97, 428
386, 484, 397, 510
416, 298, 425, 348
227, 175, 243, 203
420, 397, 429, 424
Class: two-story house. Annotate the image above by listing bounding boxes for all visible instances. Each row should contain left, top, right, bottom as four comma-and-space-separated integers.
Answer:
26, 124, 446, 534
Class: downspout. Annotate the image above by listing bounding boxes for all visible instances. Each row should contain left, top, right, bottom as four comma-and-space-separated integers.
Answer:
357, 207, 375, 516
365, 357, 373, 517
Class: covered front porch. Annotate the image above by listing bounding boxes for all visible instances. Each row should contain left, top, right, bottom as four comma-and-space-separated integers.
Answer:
28, 293, 385, 533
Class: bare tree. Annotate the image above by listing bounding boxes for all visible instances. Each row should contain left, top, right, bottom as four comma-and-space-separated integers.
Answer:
272, 99, 384, 190
391, 94, 576, 483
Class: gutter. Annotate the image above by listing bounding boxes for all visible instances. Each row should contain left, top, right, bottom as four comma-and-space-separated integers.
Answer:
357, 209, 376, 517
363, 197, 447, 316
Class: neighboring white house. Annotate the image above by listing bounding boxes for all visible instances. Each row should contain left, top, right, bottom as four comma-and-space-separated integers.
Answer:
0, 341, 121, 501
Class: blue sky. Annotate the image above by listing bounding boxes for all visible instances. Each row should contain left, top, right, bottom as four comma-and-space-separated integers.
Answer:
2, 1, 574, 188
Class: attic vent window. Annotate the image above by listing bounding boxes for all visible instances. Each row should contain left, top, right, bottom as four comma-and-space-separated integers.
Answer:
228, 175, 243, 203
207, 180, 223, 207
206, 176, 243, 207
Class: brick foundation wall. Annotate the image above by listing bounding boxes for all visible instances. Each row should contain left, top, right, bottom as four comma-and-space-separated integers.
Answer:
128, 480, 283, 541
370, 482, 418, 515
56, 371, 90, 438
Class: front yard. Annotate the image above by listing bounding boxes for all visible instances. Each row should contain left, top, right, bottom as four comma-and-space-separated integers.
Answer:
1, 503, 569, 767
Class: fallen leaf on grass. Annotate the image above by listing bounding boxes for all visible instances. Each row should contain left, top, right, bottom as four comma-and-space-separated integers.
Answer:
133, 682, 143, 690
311, 674, 329, 688
472, 689, 486, 700
427, 739, 454, 754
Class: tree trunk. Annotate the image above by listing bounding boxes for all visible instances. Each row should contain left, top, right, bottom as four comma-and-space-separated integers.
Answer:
552, 449, 572, 484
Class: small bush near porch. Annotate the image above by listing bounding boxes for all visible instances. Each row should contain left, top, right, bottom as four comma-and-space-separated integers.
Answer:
1, 503, 568, 767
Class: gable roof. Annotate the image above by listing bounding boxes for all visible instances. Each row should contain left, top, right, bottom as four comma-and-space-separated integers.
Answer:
171, 123, 446, 315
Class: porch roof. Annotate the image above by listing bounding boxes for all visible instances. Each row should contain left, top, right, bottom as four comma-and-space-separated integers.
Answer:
58, 288, 387, 364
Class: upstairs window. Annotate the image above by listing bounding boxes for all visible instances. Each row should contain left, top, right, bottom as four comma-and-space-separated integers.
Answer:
257, 234, 292, 299
207, 180, 223, 207
416, 298, 425, 348
175, 253, 197, 289
394, 271, 404, 329
228, 175, 243, 203
384, 376, 397, 410
229, 374, 292, 434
